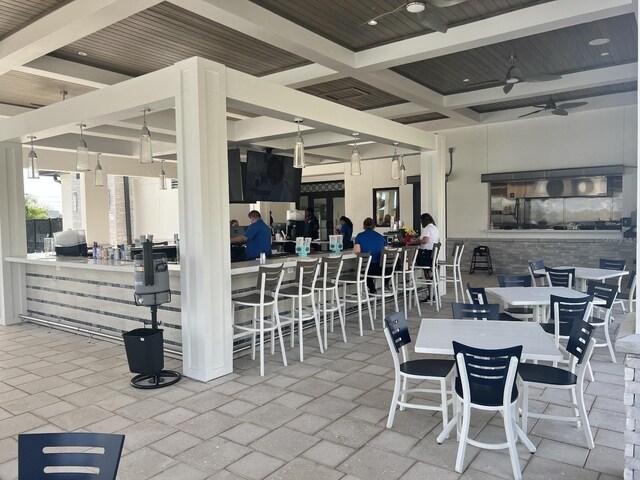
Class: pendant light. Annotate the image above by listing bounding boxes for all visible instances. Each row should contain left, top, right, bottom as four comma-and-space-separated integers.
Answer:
400, 155, 407, 186
350, 133, 361, 176
159, 160, 167, 190
27, 136, 39, 179
76, 123, 91, 171
293, 118, 305, 169
391, 142, 400, 180
94, 153, 104, 187
139, 107, 153, 164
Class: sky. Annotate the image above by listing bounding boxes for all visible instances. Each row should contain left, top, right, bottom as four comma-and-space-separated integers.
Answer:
24, 171, 63, 213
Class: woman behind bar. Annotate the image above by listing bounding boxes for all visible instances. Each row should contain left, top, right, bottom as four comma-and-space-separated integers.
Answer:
336, 216, 353, 244
354, 217, 386, 294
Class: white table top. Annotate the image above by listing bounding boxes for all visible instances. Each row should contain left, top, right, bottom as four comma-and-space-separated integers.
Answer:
486, 286, 601, 306
415, 318, 562, 362
534, 266, 628, 281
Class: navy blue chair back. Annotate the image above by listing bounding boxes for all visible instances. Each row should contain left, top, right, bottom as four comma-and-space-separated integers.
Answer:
528, 259, 545, 278
18, 432, 125, 480
599, 258, 625, 271
545, 267, 575, 287
384, 311, 411, 353
452, 341, 522, 406
586, 281, 617, 309
452, 303, 499, 320
566, 320, 596, 365
497, 275, 532, 288
550, 294, 592, 330
466, 283, 488, 304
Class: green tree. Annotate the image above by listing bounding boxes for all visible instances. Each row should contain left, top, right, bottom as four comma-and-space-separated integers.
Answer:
25, 194, 49, 220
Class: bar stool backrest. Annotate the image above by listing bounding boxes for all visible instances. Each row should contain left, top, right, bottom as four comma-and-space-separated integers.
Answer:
452, 242, 464, 266
257, 264, 285, 295
451, 302, 499, 320
400, 246, 419, 273
545, 267, 575, 288
295, 259, 320, 289
381, 248, 400, 273
550, 294, 593, 330
431, 242, 441, 271
566, 320, 596, 367
497, 274, 532, 288
586, 281, 618, 309
466, 283, 488, 304
320, 256, 343, 288
599, 258, 626, 271
356, 252, 372, 281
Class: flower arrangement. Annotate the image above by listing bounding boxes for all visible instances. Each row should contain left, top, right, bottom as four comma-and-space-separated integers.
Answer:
401, 225, 416, 237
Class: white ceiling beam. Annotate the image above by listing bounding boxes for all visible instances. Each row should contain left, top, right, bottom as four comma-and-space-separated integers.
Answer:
445, 63, 638, 108
355, 0, 635, 71
0, 104, 32, 119
0, 0, 163, 76
364, 103, 430, 119
230, 116, 314, 144
15, 55, 131, 88
261, 64, 343, 89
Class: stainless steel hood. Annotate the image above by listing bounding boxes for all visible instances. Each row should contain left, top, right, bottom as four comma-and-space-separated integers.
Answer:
506, 176, 609, 199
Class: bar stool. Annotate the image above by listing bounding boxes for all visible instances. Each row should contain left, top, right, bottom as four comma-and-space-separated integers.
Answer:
233, 264, 288, 376
440, 242, 465, 302
316, 256, 347, 348
415, 242, 441, 311
369, 248, 400, 323
338, 252, 374, 337
395, 246, 421, 318
279, 259, 323, 362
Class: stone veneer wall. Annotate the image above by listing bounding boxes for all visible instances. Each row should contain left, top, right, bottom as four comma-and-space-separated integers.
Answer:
108, 175, 134, 246
448, 237, 636, 276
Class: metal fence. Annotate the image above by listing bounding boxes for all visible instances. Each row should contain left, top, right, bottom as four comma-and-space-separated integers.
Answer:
26, 218, 63, 253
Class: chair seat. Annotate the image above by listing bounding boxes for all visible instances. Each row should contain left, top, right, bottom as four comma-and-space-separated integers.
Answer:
339, 273, 361, 283
518, 362, 577, 386
400, 359, 455, 377
589, 315, 608, 326
498, 312, 522, 321
279, 285, 313, 297
504, 306, 534, 315
233, 292, 275, 305
617, 291, 631, 300
455, 377, 518, 407
540, 322, 573, 337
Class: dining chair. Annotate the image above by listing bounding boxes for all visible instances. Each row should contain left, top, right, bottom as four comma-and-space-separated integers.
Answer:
452, 341, 534, 480
586, 280, 618, 363
528, 259, 546, 286
615, 270, 637, 313
599, 258, 626, 294
497, 274, 535, 321
19, 432, 125, 480
466, 283, 521, 321
519, 320, 596, 449
233, 264, 288, 376
383, 312, 455, 430
451, 302, 499, 320
540, 294, 593, 351
545, 266, 575, 288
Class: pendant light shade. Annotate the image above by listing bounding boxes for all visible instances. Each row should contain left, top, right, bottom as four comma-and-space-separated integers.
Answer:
139, 108, 153, 164
159, 160, 167, 190
293, 118, 305, 169
391, 142, 400, 180
27, 136, 39, 179
400, 155, 407, 186
94, 153, 104, 187
350, 133, 361, 176
76, 123, 91, 172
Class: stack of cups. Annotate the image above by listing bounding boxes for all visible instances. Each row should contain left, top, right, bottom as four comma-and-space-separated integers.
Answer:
329, 235, 343, 253
295, 237, 310, 256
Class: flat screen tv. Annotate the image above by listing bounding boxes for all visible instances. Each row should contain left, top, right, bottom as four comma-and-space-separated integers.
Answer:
228, 148, 244, 203
244, 150, 301, 203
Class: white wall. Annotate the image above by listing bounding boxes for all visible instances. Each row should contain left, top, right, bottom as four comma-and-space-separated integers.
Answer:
131, 177, 179, 241
445, 105, 638, 238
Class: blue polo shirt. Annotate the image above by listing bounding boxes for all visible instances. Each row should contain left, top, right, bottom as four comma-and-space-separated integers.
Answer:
355, 229, 385, 263
339, 224, 353, 242
245, 219, 272, 260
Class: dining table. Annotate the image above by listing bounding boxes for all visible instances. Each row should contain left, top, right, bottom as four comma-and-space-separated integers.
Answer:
414, 318, 562, 445
534, 266, 628, 291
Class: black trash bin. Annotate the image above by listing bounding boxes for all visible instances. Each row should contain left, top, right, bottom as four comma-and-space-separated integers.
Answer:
123, 328, 164, 375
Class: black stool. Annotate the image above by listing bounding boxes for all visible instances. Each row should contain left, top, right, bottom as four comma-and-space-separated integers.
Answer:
469, 246, 493, 275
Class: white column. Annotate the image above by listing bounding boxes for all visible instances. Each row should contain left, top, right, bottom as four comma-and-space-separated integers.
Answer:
175, 58, 233, 381
0, 142, 27, 325
81, 172, 110, 245
420, 135, 446, 254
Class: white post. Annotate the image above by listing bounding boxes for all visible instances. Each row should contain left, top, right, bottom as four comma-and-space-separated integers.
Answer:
81, 172, 110, 245
0, 142, 27, 325
175, 58, 233, 381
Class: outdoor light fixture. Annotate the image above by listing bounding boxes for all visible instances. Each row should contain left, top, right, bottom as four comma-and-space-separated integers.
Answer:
139, 107, 153, 164
391, 142, 400, 180
400, 155, 407, 186
27, 136, 39, 179
406, 2, 426, 13
76, 123, 91, 172
159, 160, 167, 190
94, 153, 104, 187
350, 133, 361, 176
293, 118, 305, 169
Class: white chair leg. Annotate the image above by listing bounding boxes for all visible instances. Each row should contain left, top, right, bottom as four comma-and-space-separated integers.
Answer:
440, 378, 449, 431
603, 322, 617, 363
387, 375, 401, 428
576, 385, 595, 448
298, 297, 304, 362
356, 285, 364, 337
570, 386, 581, 428
336, 289, 347, 343
313, 301, 324, 354
505, 406, 522, 480
259, 316, 265, 377
364, 287, 375, 331
455, 402, 471, 473
275, 307, 288, 368
290, 299, 296, 348
392, 277, 399, 313
251, 306, 258, 360
323, 291, 328, 350
521, 382, 529, 434
400, 376, 408, 411
587, 360, 594, 382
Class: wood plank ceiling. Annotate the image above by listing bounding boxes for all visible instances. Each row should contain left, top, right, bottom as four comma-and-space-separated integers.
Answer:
0, 0, 66, 39
50, 2, 310, 78
0, 71, 94, 108
298, 77, 406, 111
249, 0, 553, 51
392, 14, 638, 95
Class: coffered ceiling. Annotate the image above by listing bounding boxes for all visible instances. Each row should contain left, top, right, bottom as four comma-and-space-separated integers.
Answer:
0, 0, 636, 156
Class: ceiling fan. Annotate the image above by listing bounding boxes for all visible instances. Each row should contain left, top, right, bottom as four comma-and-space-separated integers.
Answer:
467, 54, 562, 94
519, 96, 588, 118
363, 1, 470, 34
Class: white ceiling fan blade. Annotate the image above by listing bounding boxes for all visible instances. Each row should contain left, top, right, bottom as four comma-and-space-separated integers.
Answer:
519, 109, 544, 118
415, 7, 448, 33
557, 101, 588, 110
503, 82, 515, 94
428, 0, 469, 7
522, 73, 562, 82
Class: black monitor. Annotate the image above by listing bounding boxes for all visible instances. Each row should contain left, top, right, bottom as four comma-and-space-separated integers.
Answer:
230, 226, 247, 237
228, 148, 244, 203
244, 151, 301, 203
272, 222, 286, 234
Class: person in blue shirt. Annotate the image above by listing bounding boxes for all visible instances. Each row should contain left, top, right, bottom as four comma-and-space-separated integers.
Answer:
231, 210, 272, 261
354, 217, 386, 294
336, 216, 353, 247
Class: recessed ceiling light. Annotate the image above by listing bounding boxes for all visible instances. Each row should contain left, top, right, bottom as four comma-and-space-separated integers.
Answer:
588, 38, 610, 46
406, 2, 426, 13
601, 52, 610, 56
78, 51, 88, 56
462, 78, 470, 82
367, 19, 378, 26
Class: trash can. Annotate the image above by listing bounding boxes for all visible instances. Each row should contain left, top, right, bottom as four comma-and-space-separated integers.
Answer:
123, 328, 165, 375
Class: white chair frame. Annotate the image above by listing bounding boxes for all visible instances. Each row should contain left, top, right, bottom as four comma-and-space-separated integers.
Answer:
394, 247, 422, 318
339, 253, 374, 337
440, 242, 465, 302
316, 256, 347, 348
369, 248, 400, 324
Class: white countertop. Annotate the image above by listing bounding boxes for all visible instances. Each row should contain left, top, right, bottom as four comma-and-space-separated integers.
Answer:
485, 229, 623, 240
